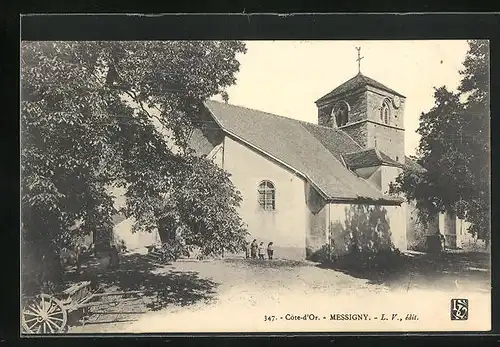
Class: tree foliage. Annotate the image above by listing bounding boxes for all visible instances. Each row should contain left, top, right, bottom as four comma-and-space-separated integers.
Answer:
21, 41, 248, 279
390, 40, 490, 241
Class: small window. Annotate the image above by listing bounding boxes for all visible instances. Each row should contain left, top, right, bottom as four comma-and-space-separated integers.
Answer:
332, 101, 349, 127
381, 101, 390, 124
258, 180, 275, 211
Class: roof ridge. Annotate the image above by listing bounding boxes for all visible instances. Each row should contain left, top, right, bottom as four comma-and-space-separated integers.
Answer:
206, 99, 304, 124
316, 73, 405, 103
363, 75, 406, 97
295, 119, 332, 130
204, 99, 401, 203
295, 119, 364, 151
334, 128, 364, 150
295, 121, 354, 171
205, 100, 344, 198
314, 75, 363, 103
207, 99, 363, 144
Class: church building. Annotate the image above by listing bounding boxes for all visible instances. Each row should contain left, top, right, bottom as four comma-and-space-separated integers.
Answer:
188, 70, 471, 260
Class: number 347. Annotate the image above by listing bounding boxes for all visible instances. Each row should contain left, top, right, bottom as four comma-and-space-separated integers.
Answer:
264, 315, 276, 322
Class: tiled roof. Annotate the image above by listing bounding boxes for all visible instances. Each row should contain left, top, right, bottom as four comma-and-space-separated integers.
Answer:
204, 100, 402, 205
315, 73, 405, 104
298, 122, 362, 163
343, 148, 404, 170
188, 128, 215, 156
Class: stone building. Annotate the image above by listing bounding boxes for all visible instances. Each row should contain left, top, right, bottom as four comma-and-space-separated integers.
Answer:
188, 72, 470, 260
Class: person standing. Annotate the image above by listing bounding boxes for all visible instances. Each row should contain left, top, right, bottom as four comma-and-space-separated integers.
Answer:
258, 242, 265, 260
245, 242, 250, 259
109, 245, 120, 269
250, 239, 258, 259
267, 242, 274, 260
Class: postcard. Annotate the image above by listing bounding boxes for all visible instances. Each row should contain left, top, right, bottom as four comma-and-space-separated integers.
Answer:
20, 37, 491, 334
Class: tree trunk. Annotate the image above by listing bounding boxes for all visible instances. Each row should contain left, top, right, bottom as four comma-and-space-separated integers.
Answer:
93, 226, 113, 253
157, 217, 176, 243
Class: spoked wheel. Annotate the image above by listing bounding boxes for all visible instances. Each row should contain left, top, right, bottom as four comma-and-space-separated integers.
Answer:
21, 294, 67, 334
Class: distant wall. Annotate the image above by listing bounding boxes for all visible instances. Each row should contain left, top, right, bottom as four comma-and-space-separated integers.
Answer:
438, 211, 477, 250
113, 218, 161, 252
405, 202, 439, 252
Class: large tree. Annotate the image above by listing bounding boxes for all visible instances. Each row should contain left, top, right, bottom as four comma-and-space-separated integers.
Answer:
21, 41, 248, 287
390, 40, 490, 243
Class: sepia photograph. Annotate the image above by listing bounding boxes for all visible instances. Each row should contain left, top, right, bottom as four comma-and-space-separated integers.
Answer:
20, 38, 491, 334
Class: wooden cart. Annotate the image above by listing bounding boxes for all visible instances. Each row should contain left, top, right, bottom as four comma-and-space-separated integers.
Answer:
21, 281, 142, 334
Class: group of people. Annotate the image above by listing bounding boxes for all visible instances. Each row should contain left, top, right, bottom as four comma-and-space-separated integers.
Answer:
246, 239, 274, 260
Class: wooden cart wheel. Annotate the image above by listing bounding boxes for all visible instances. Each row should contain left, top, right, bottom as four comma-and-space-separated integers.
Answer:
21, 294, 68, 334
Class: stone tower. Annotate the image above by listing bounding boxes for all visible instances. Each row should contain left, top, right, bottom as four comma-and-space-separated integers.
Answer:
315, 73, 406, 165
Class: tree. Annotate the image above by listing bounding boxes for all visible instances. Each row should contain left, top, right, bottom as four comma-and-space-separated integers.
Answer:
21, 41, 248, 288
390, 40, 490, 243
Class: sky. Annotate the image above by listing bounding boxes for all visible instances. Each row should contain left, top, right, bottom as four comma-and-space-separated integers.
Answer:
211, 40, 470, 156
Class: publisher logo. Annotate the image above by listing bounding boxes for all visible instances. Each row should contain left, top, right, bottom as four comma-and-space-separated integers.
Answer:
451, 299, 468, 320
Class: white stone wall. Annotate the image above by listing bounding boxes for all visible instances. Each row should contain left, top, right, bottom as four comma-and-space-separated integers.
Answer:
222, 136, 309, 260
328, 202, 407, 258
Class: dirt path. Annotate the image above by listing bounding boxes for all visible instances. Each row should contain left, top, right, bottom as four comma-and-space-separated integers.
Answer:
67, 253, 490, 333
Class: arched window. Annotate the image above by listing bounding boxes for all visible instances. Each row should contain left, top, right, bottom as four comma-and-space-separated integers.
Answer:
332, 101, 350, 128
381, 101, 390, 124
258, 180, 275, 211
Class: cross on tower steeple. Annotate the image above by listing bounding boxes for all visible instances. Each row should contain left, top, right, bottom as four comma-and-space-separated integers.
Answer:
355, 46, 364, 74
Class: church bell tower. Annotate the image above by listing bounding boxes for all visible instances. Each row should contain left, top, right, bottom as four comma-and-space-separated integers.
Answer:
314, 48, 406, 165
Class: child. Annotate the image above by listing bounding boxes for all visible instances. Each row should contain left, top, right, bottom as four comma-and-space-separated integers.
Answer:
258, 242, 265, 260
267, 242, 274, 260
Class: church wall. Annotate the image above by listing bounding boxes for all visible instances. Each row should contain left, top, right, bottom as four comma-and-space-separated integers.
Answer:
339, 122, 369, 150
366, 87, 406, 129
305, 182, 328, 258
317, 90, 366, 127
354, 166, 382, 190
380, 165, 403, 195
365, 87, 406, 165
327, 202, 407, 258
367, 122, 405, 164
223, 136, 308, 260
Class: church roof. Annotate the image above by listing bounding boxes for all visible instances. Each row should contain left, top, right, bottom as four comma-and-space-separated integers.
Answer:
204, 100, 402, 205
315, 73, 405, 104
343, 148, 405, 170
297, 122, 363, 163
